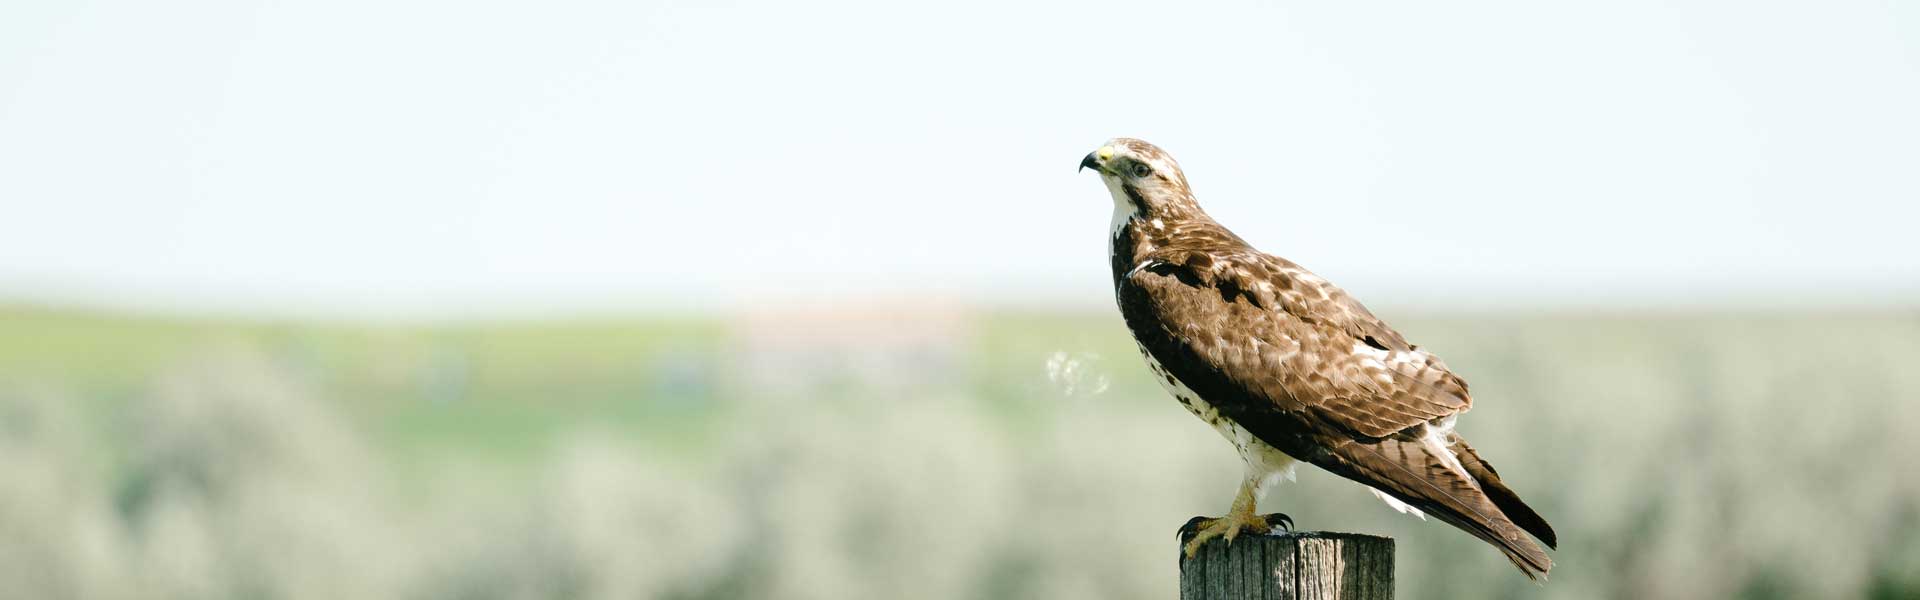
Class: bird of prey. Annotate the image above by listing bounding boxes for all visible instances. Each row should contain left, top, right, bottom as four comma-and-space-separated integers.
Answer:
1079, 138, 1557, 578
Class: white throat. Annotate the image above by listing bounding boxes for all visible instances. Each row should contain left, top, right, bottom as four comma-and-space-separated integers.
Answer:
1104, 176, 1139, 240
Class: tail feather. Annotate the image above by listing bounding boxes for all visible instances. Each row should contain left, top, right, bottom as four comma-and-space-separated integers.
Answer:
1448, 432, 1557, 549
1320, 434, 1554, 579
1426, 508, 1553, 580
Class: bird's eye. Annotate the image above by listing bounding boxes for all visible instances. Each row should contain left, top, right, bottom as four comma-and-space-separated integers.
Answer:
1130, 162, 1153, 177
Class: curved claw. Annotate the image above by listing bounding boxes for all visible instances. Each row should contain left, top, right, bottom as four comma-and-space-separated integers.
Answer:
1178, 512, 1303, 567
1176, 515, 1212, 543
1177, 515, 1214, 568
1262, 512, 1295, 532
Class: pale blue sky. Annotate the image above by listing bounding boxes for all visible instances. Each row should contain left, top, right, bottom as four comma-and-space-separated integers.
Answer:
2, 0, 1917, 316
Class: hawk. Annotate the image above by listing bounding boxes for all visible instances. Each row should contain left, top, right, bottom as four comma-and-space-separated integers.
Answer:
1079, 138, 1556, 578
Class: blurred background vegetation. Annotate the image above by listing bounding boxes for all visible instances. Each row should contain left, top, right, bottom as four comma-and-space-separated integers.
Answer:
7, 3, 1920, 598
3, 304, 1916, 599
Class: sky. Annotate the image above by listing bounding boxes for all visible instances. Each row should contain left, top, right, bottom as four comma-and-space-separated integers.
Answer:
2, 0, 1917, 317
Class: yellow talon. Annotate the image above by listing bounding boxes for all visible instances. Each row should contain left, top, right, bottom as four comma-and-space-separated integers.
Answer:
1181, 479, 1272, 558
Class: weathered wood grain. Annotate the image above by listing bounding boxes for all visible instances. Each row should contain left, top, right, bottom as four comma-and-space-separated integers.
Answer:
1180, 531, 1393, 600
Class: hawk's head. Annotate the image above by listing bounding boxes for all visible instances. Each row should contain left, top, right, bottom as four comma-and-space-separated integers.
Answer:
1079, 138, 1202, 225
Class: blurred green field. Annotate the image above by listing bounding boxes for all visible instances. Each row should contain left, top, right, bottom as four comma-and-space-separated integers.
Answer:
2, 306, 1917, 599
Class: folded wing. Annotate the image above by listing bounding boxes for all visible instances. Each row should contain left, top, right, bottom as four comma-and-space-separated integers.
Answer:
1121, 241, 1554, 578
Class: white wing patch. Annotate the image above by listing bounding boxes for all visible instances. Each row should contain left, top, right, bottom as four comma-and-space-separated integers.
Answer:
1370, 415, 1469, 521
1369, 487, 1428, 520
1123, 259, 1162, 280
1421, 415, 1467, 476
1351, 339, 1432, 372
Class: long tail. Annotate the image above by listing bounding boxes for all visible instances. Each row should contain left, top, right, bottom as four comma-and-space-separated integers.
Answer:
1448, 432, 1557, 549
1320, 433, 1556, 579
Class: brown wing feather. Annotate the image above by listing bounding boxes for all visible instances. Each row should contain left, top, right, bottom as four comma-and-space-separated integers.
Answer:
1140, 244, 1413, 350
1130, 246, 1469, 438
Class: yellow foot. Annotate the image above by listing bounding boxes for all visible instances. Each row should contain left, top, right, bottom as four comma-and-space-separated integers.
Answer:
1177, 512, 1292, 559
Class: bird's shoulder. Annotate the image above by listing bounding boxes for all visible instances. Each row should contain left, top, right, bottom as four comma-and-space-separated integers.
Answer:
1128, 231, 1405, 349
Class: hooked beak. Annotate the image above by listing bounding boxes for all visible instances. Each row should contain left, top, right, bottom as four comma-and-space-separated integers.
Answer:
1078, 152, 1101, 173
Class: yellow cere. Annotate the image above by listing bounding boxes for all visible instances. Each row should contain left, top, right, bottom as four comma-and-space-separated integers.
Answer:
1096, 146, 1114, 161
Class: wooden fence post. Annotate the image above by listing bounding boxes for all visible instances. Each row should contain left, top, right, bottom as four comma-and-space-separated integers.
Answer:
1179, 531, 1394, 600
